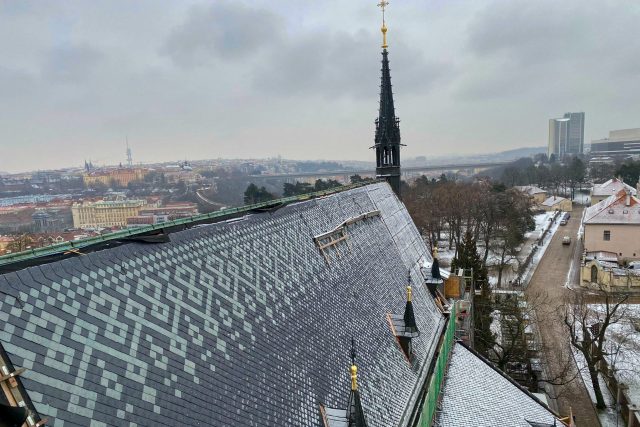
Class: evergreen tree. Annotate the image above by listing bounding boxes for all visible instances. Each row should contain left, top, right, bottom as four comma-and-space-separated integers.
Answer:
244, 183, 275, 205
450, 231, 493, 355
450, 231, 488, 288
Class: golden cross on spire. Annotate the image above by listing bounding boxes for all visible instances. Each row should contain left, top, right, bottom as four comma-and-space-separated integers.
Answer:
377, 1, 389, 49
377, 1, 389, 23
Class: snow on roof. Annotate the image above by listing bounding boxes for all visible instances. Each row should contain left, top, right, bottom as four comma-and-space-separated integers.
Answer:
585, 251, 619, 263
591, 178, 637, 197
541, 195, 567, 207
514, 186, 546, 196
436, 343, 558, 426
421, 259, 450, 279
584, 189, 640, 225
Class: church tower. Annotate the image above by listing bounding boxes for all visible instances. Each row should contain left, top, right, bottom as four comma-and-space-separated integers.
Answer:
373, 1, 402, 197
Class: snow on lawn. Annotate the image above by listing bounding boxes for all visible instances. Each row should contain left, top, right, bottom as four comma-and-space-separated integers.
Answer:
572, 304, 640, 426
573, 192, 591, 205
573, 348, 619, 427
591, 304, 640, 403
429, 212, 559, 285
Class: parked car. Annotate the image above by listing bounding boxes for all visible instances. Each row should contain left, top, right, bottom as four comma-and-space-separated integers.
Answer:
560, 219, 567, 226
562, 236, 571, 245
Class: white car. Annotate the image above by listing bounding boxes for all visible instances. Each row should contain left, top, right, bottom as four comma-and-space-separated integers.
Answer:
562, 236, 571, 245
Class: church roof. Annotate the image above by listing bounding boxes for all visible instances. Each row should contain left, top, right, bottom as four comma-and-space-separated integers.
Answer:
0, 182, 445, 427
436, 343, 558, 427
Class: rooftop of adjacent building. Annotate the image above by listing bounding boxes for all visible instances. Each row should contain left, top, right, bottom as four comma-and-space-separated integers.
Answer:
541, 195, 568, 206
514, 185, 547, 196
591, 177, 638, 197
585, 188, 640, 225
436, 343, 559, 427
593, 128, 640, 143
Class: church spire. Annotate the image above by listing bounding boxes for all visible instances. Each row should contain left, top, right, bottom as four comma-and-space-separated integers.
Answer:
373, 1, 402, 197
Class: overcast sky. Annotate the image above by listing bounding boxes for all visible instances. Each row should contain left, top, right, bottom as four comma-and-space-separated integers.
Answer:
1, 0, 639, 173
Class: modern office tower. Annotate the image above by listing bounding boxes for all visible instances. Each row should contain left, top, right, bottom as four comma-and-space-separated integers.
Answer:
548, 112, 585, 159
548, 117, 570, 159
564, 112, 585, 156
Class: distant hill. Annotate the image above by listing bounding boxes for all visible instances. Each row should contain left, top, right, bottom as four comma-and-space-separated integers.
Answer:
403, 146, 546, 167
493, 146, 546, 160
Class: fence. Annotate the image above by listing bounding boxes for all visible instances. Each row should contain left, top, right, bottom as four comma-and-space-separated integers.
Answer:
417, 303, 457, 426
514, 210, 561, 287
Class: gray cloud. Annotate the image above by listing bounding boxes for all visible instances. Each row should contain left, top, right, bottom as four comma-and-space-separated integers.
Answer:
43, 44, 103, 83
162, 2, 283, 66
1, 0, 640, 172
454, 0, 640, 110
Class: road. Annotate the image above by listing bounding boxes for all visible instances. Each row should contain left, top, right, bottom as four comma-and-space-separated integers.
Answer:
525, 206, 602, 426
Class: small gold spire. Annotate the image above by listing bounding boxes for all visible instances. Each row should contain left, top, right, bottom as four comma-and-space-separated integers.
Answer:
377, 1, 389, 49
350, 364, 358, 390
407, 285, 412, 302
432, 247, 438, 259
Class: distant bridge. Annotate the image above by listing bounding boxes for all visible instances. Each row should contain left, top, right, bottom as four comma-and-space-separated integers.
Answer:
250, 161, 509, 181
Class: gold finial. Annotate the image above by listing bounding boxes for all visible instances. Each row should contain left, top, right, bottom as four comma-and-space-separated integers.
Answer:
350, 364, 358, 390
377, 1, 389, 49
349, 337, 358, 390
432, 247, 438, 259
407, 285, 413, 302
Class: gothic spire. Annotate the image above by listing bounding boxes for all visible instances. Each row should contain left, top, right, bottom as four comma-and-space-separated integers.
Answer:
373, 0, 402, 197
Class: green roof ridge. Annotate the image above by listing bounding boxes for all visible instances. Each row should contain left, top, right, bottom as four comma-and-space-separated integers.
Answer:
0, 181, 373, 268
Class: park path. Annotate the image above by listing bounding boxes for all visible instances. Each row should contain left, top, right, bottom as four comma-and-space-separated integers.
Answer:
525, 206, 601, 427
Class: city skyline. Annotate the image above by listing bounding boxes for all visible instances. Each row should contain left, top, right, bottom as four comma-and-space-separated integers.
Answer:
1, 0, 640, 173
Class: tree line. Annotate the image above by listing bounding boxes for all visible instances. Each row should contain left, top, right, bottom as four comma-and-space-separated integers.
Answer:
404, 176, 534, 288
243, 178, 346, 205
498, 156, 586, 199
404, 176, 537, 387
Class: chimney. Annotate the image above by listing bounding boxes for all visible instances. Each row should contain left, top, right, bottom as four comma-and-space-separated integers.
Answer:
626, 190, 631, 207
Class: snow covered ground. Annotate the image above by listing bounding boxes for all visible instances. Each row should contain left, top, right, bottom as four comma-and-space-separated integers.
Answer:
572, 304, 640, 426
429, 211, 561, 288
573, 192, 591, 205
518, 212, 561, 287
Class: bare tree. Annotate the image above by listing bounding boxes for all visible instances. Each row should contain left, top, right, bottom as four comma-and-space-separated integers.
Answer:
490, 189, 534, 288
564, 287, 630, 409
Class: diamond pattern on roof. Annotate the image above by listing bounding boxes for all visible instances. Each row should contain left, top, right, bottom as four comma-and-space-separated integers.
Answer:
0, 183, 444, 427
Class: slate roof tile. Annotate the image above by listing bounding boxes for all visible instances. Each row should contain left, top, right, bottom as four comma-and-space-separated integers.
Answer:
0, 183, 444, 426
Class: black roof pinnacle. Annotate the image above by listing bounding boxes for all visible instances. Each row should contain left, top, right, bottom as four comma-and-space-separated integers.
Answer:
404, 271, 418, 333
375, 49, 400, 148
347, 339, 369, 427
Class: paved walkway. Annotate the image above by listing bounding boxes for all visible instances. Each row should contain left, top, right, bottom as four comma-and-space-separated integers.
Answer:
525, 206, 601, 426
